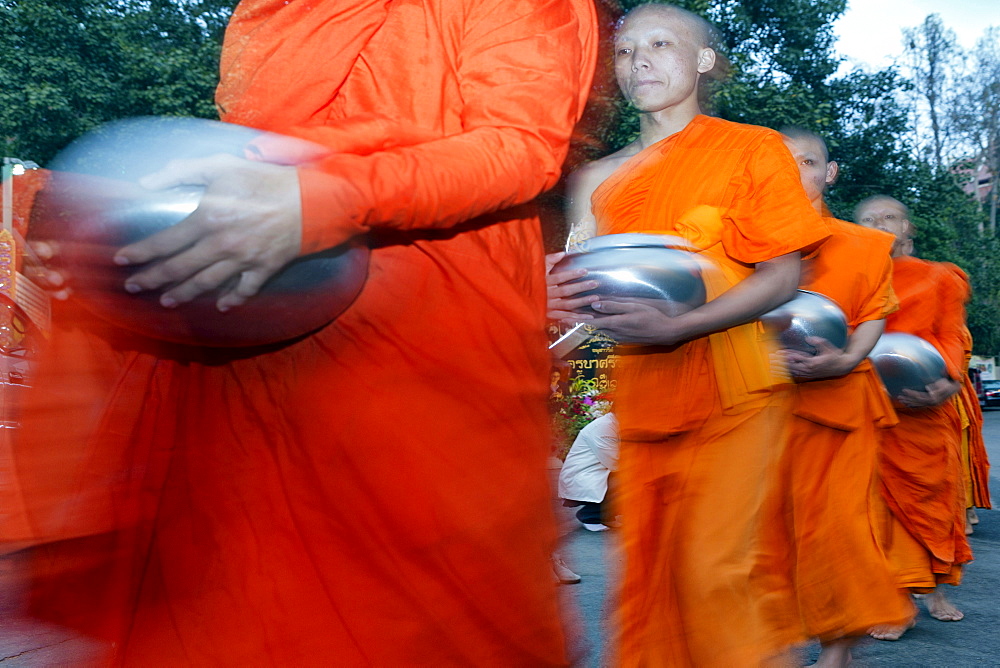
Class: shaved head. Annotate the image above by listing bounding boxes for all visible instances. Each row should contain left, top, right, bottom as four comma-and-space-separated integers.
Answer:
617, 2, 729, 88
619, 3, 719, 50
779, 126, 829, 162
854, 195, 910, 229
854, 194, 915, 257
780, 126, 837, 212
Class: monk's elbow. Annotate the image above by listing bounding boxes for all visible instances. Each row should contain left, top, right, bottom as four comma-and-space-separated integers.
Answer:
764, 262, 800, 307
778, 279, 799, 303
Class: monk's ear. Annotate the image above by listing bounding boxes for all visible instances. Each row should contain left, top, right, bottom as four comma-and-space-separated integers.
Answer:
825, 160, 839, 186
697, 47, 716, 74
902, 220, 915, 243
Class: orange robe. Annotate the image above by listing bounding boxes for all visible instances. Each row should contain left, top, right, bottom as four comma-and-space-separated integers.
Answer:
942, 265, 991, 510
957, 357, 992, 509
591, 115, 830, 666
778, 220, 913, 641
0, 168, 48, 551
878, 256, 973, 589
2, 1, 597, 665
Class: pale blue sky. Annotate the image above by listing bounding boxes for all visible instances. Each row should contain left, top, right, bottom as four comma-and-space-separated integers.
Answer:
833, 0, 999, 71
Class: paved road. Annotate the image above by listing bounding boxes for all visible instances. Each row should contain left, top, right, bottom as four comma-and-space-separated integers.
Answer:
559, 409, 1000, 667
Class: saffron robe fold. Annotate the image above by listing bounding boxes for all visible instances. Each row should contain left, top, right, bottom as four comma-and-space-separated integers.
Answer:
943, 265, 991, 510
777, 220, 914, 642
878, 256, 973, 588
2, 1, 598, 665
591, 115, 829, 666
957, 364, 992, 509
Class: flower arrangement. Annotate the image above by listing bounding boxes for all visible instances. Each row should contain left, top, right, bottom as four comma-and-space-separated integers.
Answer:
550, 376, 613, 460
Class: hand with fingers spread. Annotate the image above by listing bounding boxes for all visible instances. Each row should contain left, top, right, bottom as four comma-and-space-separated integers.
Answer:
898, 376, 961, 409
115, 154, 305, 312
545, 251, 598, 325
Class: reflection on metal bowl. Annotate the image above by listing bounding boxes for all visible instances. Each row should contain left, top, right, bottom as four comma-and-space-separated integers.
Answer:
868, 332, 948, 406
552, 233, 712, 317
30, 116, 369, 347
759, 290, 848, 354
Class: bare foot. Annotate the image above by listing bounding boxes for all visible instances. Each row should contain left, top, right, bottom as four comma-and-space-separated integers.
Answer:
812, 638, 853, 667
926, 588, 964, 621
869, 620, 915, 641
967, 507, 980, 525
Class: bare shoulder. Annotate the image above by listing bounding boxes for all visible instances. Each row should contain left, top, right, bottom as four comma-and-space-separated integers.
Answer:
563, 142, 641, 246
567, 142, 641, 201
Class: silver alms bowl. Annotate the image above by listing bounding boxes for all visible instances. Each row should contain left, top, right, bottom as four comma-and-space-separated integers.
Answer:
553, 233, 711, 317
868, 332, 948, 406
31, 116, 368, 347
760, 290, 848, 354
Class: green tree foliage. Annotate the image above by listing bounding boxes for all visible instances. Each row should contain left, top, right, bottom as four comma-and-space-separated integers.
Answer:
0, 0, 235, 165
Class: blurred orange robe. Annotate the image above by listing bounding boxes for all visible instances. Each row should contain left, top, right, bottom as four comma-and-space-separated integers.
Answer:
591, 116, 829, 666
2, 1, 597, 665
0, 168, 47, 550
878, 256, 973, 590
779, 220, 913, 641
943, 265, 991, 511
957, 345, 992, 510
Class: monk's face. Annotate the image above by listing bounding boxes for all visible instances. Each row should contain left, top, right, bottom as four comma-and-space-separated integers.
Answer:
856, 199, 912, 257
614, 7, 716, 113
782, 135, 837, 213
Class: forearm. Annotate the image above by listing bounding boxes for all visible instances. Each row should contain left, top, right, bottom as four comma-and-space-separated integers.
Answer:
841, 319, 885, 371
298, 126, 568, 253
669, 252, 801, 342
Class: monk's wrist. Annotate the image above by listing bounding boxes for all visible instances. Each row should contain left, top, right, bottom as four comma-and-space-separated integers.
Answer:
664, 311, 704, 346
834, 350, 864, 376
298, 167, 371, 255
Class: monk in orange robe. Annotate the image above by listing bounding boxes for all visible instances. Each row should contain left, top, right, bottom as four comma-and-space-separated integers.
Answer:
959, 336, 992, 525
768, 129, 914, 667
855, 195, 973, 640
2, 1, 597, 665
941, 266, 992, 533
549, 5, 829, 665
957, 330, 992, 531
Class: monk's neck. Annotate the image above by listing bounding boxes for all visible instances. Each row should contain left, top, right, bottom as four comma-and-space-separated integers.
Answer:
637, 105, 702, 150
